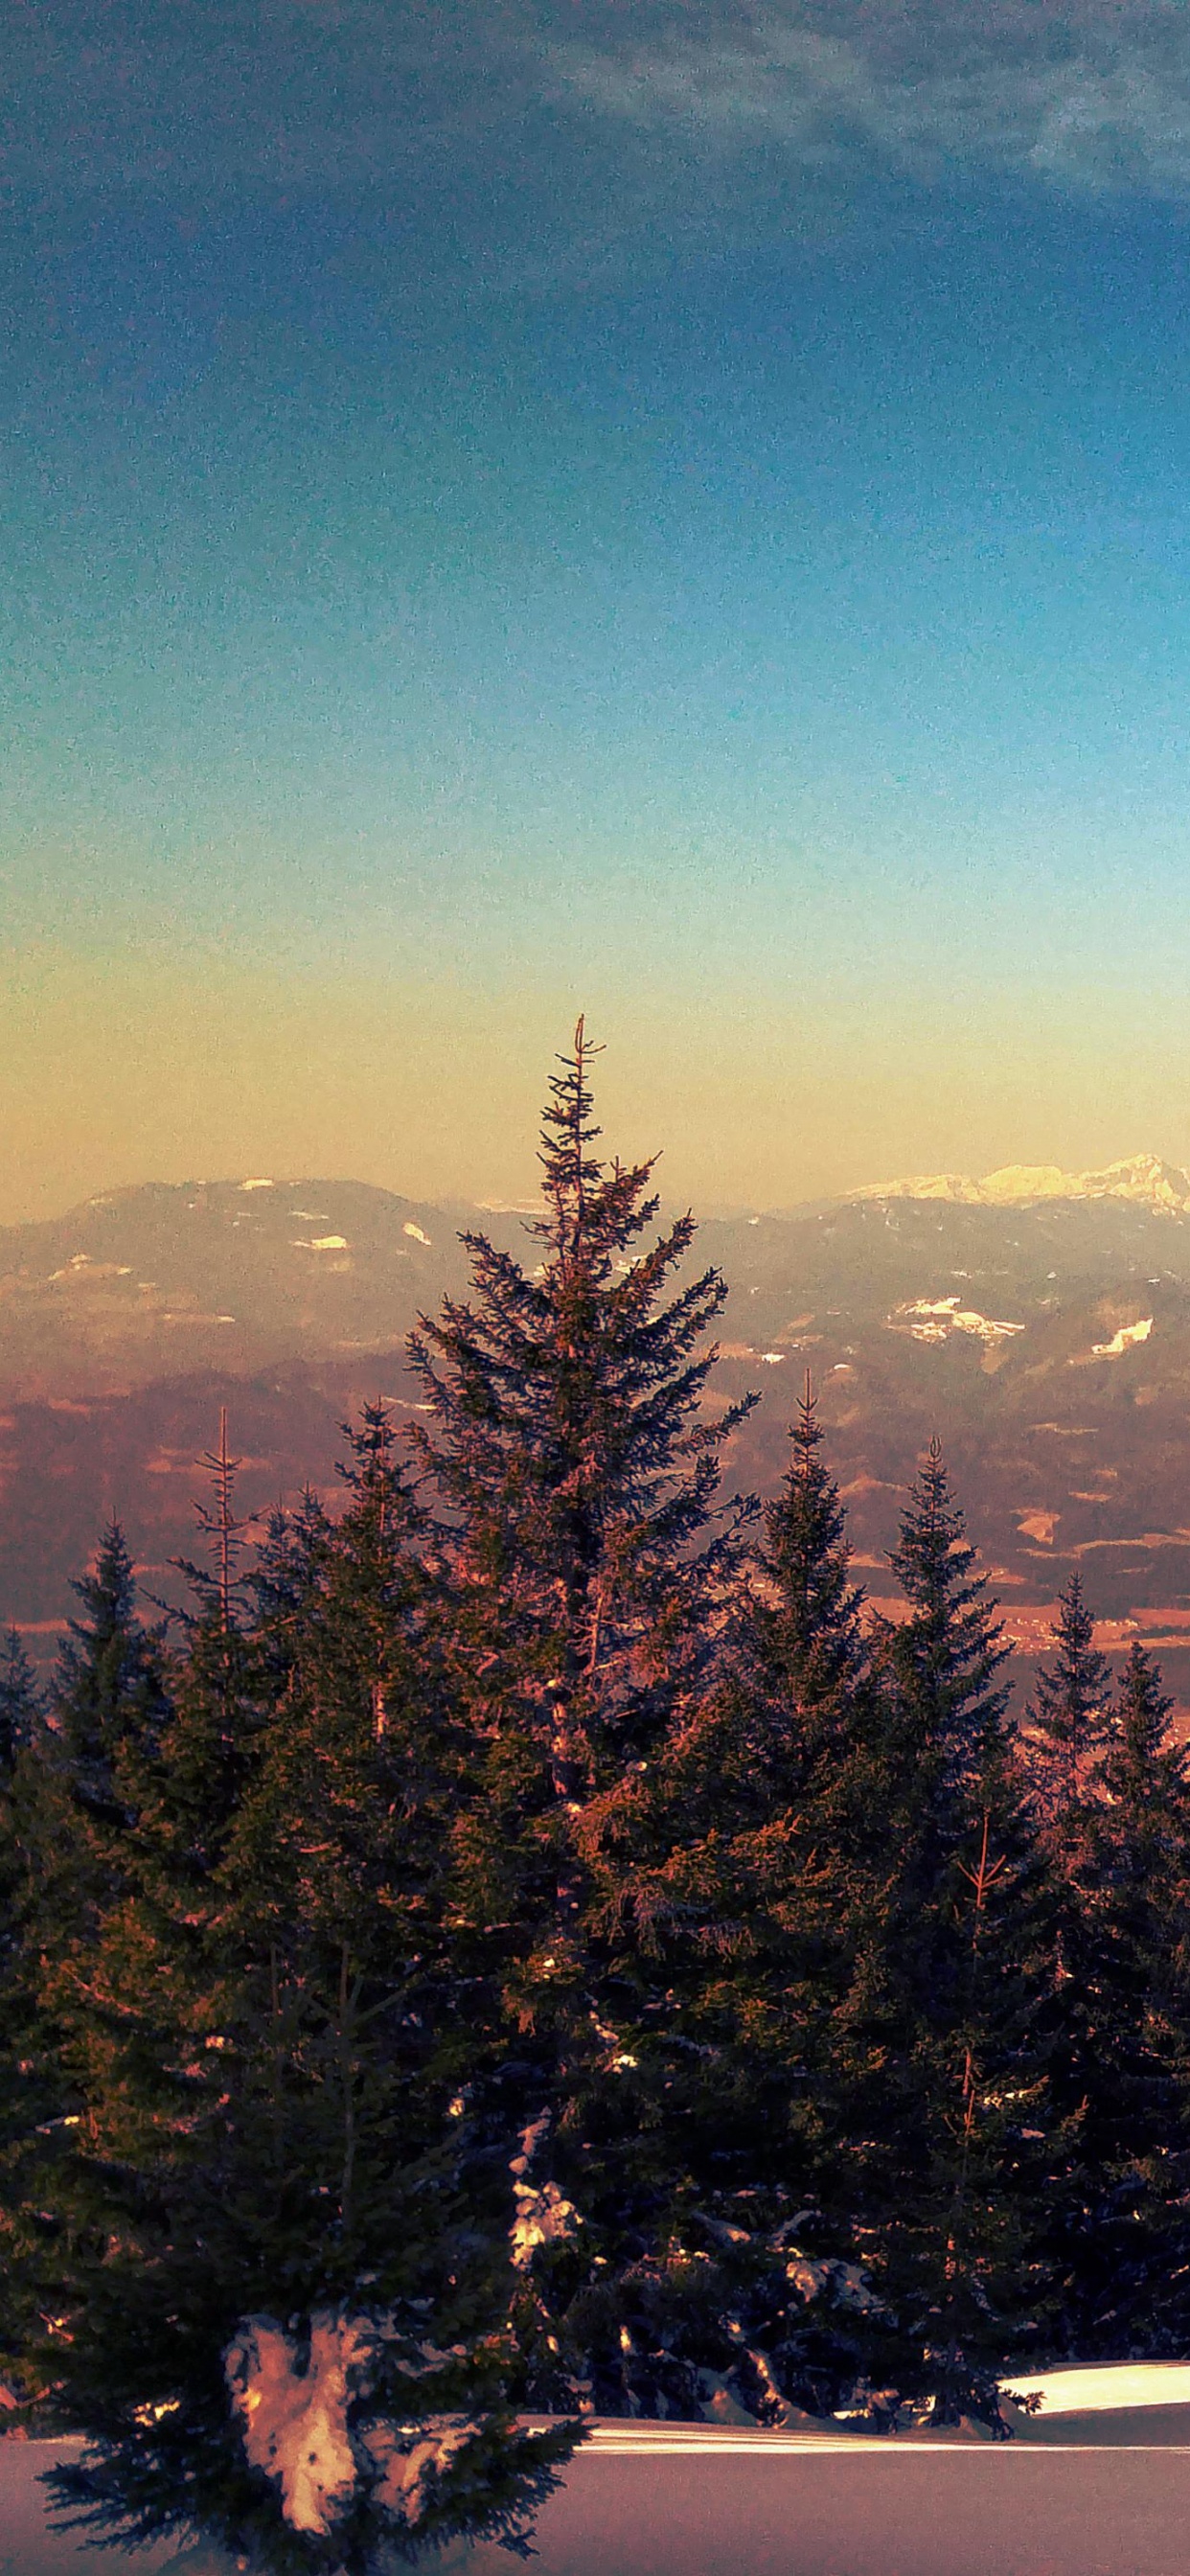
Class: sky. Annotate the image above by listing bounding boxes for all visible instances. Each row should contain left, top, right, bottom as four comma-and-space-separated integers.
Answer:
8, 1, 1190, 1220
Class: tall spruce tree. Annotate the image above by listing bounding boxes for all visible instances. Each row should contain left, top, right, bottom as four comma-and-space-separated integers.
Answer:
746, 1374, 868, 1717
885, 1438, 1013, 1802
0, 1628, 46, 2402
0, 1534, 173, 2417
821, 1442, 1057, 2428
1026, 1574, 1111, 1858
34, 1522, 172, 1955
37, 1411, 574, 2573
622, 1379, 888, 2420
407, 1022, 757, 2417
1018, 1578, 1114, 2356
17, 1523, 172, 2183
0, 1624, 39, 1772
1067, 1644, 1190, 2354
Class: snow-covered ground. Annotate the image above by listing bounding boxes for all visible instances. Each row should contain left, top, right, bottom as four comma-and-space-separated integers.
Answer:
6, 2371, 1190, 2576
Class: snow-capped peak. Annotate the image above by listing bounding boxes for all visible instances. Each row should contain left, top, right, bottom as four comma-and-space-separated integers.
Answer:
852, 1152, 1190, 1217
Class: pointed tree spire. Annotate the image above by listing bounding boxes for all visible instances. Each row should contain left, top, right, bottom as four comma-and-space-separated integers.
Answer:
1026, 1574, 1111, 1848
51, 1521, 172, 1835
754, 1371, 868, 1712
407, 1024, 758, 2414
887, 1436, 1012, 1796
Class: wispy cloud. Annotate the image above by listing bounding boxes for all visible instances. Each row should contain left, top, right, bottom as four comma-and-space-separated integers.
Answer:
544, 5, 1190, 201
9, 2, 1190, 247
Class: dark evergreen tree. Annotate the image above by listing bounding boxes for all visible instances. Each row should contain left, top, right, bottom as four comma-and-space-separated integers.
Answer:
815, 1443, 1057, 2429
620, 1380, 885, 2420
750, 1374, 868, 1714
0, 1536, 173, 2416
0, 1625, 39, 1772
0, 1629, 47, 2404
1064, 1644, 1190, 2354
406, 1022, 757, 2419
37, 1409, 574, 2572
34, 1521, 172, 1952
1025, 1574, 1111, 1859
1016, 1577, 1113, 2356
19, 1522, 172, 2162
884, 1437, 1012, 1801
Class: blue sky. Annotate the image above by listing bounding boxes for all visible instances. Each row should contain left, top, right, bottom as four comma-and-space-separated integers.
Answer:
7, 3, 1190, 1216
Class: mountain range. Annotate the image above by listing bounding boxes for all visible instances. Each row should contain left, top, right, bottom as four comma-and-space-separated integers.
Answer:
6, 1157, 1190, 1714
850, 1151, 1190, 1216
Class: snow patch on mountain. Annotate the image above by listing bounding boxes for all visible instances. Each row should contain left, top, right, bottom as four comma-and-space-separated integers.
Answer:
888, 1297, 1025, 1346
854, 1153, 1190, 1217
1090, 1316, 1154, 1359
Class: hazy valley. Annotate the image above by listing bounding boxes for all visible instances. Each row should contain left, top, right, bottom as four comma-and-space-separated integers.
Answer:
6, 1154, 1190, 1707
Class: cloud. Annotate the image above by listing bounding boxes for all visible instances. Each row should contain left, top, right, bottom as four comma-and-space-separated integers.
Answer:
543, 4, 1190, 202
8, 2, 1190, 251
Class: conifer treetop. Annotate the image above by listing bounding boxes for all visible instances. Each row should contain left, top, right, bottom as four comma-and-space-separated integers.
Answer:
887, 1436, 1011, 1786
754, 1372, 868, 1706
1027, 1572, 1111, 1832
1100, 1642, 1189, 1814
533, 1015, 659, 1268
51, 1520, 171, 1814
406, 1023, 756, 1599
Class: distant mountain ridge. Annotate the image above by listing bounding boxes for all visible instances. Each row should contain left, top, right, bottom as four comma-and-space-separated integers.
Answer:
9, 1166, 1190, 1715
850, 1152, 1190, 1217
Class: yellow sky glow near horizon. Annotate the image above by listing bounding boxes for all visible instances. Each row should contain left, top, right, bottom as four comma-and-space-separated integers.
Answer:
4, 941, 1190, 1230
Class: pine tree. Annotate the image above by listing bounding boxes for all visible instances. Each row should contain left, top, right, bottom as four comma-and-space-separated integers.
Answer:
616, 1380, 886, 2420
1066, 1645, 1190, 2354
37, 1409, 575, 2571
406, 1022, 757, 2418
816, 1443, 1056, 2428
16, 1520, 172, 2207
751, 1374, 868, 1716
34, 1522, 172, 1953
885, 1437, 1012, 1802
0, 1625, 39, 1772
1026, 1574, 1111, 1857
0, 1629, 47, 2403
1015, 1577, 1114, 2357
0, 1534, 174, 2417
0, 1626, 40, 2058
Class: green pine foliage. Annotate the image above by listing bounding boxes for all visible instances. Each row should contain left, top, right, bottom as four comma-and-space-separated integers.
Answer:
1020, 1577, 1116, 2356
0, 1533, 174, 2417
630, 1379, 884, 2419
884, 1437, 1014, 1802
1026, 1573, 1112, 1861
0, 1628, 48, 2402
824, 1443, 1057, 2429
27, 1521, 173, 2021
34, 1409, 575, 2572
749, 1374, 869, 1716
406, 1021, 757, 2421
0, 1624, 39, 1773
1069, 1645, 1190, 2354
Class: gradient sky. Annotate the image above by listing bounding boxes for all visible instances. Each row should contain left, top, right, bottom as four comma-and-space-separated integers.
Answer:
9, 1, 1190, 1220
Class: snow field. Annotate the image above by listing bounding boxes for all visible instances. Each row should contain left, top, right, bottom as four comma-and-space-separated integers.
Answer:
9, 2376, 1190, 2576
